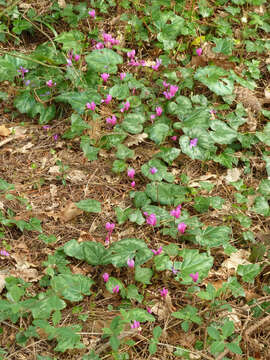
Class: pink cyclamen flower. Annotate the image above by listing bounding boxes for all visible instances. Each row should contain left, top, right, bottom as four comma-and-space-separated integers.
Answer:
196, 47, 203, 56
147, 307, 152, 314
189, 272, 199, 283
171, 136, 177, 141
53, 134, 58, 141
178, 222, 187, 234
103, 273, 109, 282
103, 33, 113, 43
88, 9, 96, 18
106, 115, 117, 126
156, 106, 162, 116
169, 85, 178, 96
101, 73, 110, 82
131, 181, 136, 188
120, 72, 126, 80
163, 80, 170, 88
120, 101, 130, 113
106, 222, 115, 232
127, 49, 135, 58
170, 206, 181, 219
113, 285, 120, 294
152, 59, 162, 71
190, 138, 198, 148
131, 320, 140, 329
171, 266, 178, 275
0, 249, 9, 256
127, 258, 135, 268
42, 125, 50, 131
160, 288, 168, 298
127, 168, 135, 179
96, 42, 104, 49
17, 66, 28, 78
151, 246, 162, 255
46, 80, 56, 87
150, 114, 156, 122
102, 94, 112, 104
86, 101, 96, 111
74, 54, 80, 61
66, 59, 72, 67
144, 213, 157, 226
150, 167, 158, 174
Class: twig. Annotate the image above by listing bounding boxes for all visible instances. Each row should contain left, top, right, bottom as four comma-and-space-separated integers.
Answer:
5, 339, 45, 359
245, 314, 270, 337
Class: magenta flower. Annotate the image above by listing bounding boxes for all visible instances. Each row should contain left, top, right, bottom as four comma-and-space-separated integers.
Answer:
101, 73, 110, 82
156, 106, 162, 116
171, 266, 178, 275
151, 246, 162, 255
66, 59, 72, 67
96, 42, 104, 49
17, 66, 28, 78
169, 85, 178, 96
103, 273, 109, 282
130, 320, 140, 329
171, 136, 177, 141
196, 47, 203, 56
163, 80, 170, 88
103, 33, 113, 43
120, 101, 130, 113
102, 94, 112, 104
0, 249, 9, 256
42, 125, 50, 131
152, 59, 162, 71
170, 206, 181, 219
86, 101, 96, 111
127, 258, 135, 268
150, 114, 156, 122
127, 49, 136, 58
178, 222, 187, 234
127, 168, 135, 179
105, 222, 115, 244
160, 288, 168, 298
46, 80, 56, 87
143, 212, 157, 226
106, 115, 117, 126
120, 72, 126, 80
74, 54, 80, 61
190, 138, 198, 148
53, 134, 59, 141
189, 272, 199, 283
113, 285, 120, 293
88, 9, 96, 18
150, 167, 158, 174
131, 181, 136, 188
147, 307, 152, 314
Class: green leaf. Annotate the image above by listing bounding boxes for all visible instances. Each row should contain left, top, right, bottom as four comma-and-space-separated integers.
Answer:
80, 136, 99, 161
52, 310, 62, 326
135, 266, 153, 284
55, 90, 101, 114
63, 239, 85, 260
212, 38, 234, 55
210, 120, 238, 144
106, 277, 125, 295
75, 199, 101, 213
196, 226, 231, 248
148, 123, 170, 145
237, 264, 261, 282
121, 113, 145, 134
207, 326, 221, 340
107, 238, 153, 267
128, 209, 145, 225
14, 91, 36, 116
223, 276, 245, 298
0, 58, 17, 81
38, 234, 57, 245
141, 159, 174, 183
222, 320, 234, 338
0, 178, 14, 192
194, 196, 210, 213
112, 160, 127, 173
52, 325, 84, 352
83, 242, 108, 265
194, 66, 234, 96
226, 342, 242, 354
126, 284, 143, 303
124, 308, 155, 322
63, 114, 90, 139
55, 30, 85, 53
251, 196, 269, 216
178, 249, 213, 283
179, 129, 215, 161
145, 182, 188, 205
51, 274, 94, 301
109, 84, 130, 100
256, 123, 270, 146
31, 295, 66, 320
258, 179, 270, 196
86, 48, 123, 74
156, 147, 180, 165
116, 144, 134, 160
210, 340, 225, 355
154, 254, 173, 271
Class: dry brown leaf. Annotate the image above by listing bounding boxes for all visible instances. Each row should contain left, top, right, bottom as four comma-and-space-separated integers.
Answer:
60, 201, 83, 222
17, 142, 34, 153
0, 274, 7, 293
125, 133, 148, 147
48, 165, 61, 175
221, 249, 250, 271
264, 88, 270, 99
10, 268, 39, 282
151, 294, 175, 320
50, 184, 58, 199
234, 86, 261, 112
58, 0, 66, 8
66, 169, 87, 183
0, 125, 11, 137
225, 168, 241, 183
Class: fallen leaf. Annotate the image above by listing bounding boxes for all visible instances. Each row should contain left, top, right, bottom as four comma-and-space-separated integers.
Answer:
66, 169, 87, 183
60, 201, 83, 222
125, 133, 148, 147
48, 165, 61, 175
264, 88, 270, 99
0, 125, 11, 137
225, 168, 241, 183
222, 249, 250, 271
0, 274, 7, 293
58, 0, 66, 8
